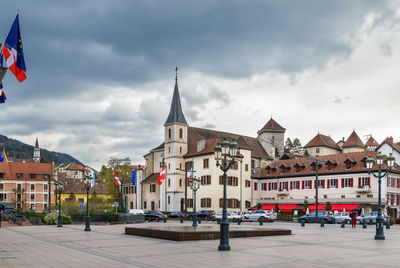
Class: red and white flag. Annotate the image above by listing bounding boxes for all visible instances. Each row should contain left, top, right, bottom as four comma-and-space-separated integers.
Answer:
157, 165, 166, 185
114, 173, 121, 186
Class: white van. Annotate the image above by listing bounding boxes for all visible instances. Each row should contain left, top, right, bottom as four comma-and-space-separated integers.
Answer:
128, 209, 144, 215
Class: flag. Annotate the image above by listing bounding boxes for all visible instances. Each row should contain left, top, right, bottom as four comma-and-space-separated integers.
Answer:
157, 165, 166, 185
0, 151, 4, 162
1, 14, 26, 82
0, 83, 6, 104
91, 173, 96, 187
114, 173, 121, 186
131, 169, 136, 185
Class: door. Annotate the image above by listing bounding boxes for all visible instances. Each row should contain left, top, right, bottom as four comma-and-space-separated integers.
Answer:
180, 198, 184, 212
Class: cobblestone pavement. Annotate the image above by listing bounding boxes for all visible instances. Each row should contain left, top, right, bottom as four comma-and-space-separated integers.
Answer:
1, 221, 400, 267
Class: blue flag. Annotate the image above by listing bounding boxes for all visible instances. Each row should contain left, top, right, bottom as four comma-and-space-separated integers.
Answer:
0, 82, 6, 104
131, 169, 136, 185
0, 152, 4, 162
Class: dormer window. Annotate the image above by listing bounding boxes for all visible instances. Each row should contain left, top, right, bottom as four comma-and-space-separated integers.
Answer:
197, 138, 205, 152
346, 161, 352, 169
326, 161, 333, 171
294, 164, 300, 173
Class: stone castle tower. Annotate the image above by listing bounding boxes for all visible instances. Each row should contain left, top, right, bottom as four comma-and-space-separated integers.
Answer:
257, 118, 285, 159
33, 137, 40, 163
162, 68, 188, 211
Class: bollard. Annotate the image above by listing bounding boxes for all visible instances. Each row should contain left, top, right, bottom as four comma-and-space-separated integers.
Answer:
163, 218, 167, 223
217, 219, 221, 224
320, 220, 325, 228
386, 220, 390, 229
179, 216, 184, 223
363, 220, 367, 229
369, 219, 373, 225
301, 220, 305, 227
259, 218, 263, 226
341, 221, 345, 228
237, 218, 241, 225
198, 218, 201, 224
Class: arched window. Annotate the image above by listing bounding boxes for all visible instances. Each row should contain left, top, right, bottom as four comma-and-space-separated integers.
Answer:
179, 128, 183, 138
168, 128, 171, 139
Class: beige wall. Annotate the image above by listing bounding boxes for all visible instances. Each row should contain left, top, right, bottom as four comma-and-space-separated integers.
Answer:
343, 147, 365, 154
307, 146, 341, 157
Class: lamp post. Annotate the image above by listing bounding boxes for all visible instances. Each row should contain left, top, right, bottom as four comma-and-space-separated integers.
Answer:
190, 176, 200, 227
214, 139, 239, 251
84, 175, 91, 232
365, 152, 395, 240
55, 181, 64, 227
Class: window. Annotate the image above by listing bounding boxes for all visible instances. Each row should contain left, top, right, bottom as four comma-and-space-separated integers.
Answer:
356, 195, 361, 198
17, 194, 22, 202
304, 180, 311, 189
269, 182, 278, 190
30, 204, 35, 210
31, 194, 35, 201
317, 180, 324, 188
168, 163, 170, 170
0, 193, 6, 201
44, 194, 48, 202
168, 179, 171, 187
180, 147, 182, 154
341, 195, 346, 199
295, 165, 300, 173
254, 182, 258, 191
168, 128, 171, 139
16, 173, 22, 178
245, 164, 249, 171
316, 148, 320, 154
279, 182, 288, 190
329, 179, 337, 188
251, 160, 255, 168
200, 198, 212, 208
203, 158, 209, 168
323, 195, 327, 199
359, 177, 370, 187
245, 180, 251, 187
0, 173, 4, 178
179, 163, 182, 169
30, 174, 35, 179
150, 184, 156, 193
367, 194, 373, 198
345, 161, 352, 169
227, 199, 239, 208
187, 198, 193, 208
261, 183, 267, 191
227, 176, 238, 186
44, 204, 48, 210
291, 181, 300, 190
179, 179, 182, 187
44, 184, 48, 191
327, 162, 332, 170
0, 183, 3, 191
144, 201, 147, 209
305, 196, 308, 199
342, 178, 353, 188
201, 175, 211, 185
179, 128, 183, 138
130, 202, 133, 209
168, 196, 170, 205
168, 147, 171, 154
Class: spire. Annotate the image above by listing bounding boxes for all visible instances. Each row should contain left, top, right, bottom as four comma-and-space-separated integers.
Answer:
164, 67, 187, 126
35, 137, 39, 148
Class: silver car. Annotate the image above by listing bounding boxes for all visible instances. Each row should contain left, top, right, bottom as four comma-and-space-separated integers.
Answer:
334, 212, 351, 224
247, 210, 275, 221
356, 211, 388, 224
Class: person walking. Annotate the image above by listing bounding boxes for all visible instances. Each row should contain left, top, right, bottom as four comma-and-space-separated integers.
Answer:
351, 211, 357, 229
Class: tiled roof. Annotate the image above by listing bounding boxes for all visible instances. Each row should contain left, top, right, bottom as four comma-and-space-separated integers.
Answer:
342, 131, 365, 148
62, 178, 107, 194
279, 153, 304, 160
304, 133, 342, 151
0, 162, 54, 181
67, 163, 85, 171
258, 118, 285, 133
254, 151, 400, 179
142, 173, 159, 184
365, 136, 379, 147
183, 126, 272, 160
131, 164, 145, 170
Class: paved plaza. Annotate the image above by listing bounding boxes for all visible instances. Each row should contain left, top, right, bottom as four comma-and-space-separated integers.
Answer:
1, 221, 400, 267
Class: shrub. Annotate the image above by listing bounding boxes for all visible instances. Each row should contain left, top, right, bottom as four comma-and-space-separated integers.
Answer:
44, 211, 71, 225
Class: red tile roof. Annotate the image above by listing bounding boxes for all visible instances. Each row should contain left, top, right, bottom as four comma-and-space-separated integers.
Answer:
304, 133, 342, 151
254, 151, 400, 179
365, 136, 379, 147
0, 162, 54, 181
258, 118, 285, 133
67, 163, 86, 171
342, 131, 365, 148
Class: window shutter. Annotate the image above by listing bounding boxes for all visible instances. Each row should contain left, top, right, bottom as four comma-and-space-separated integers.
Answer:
387, 177, 390, 187
335, 179, 338, 188
367, 177, 370, 186
322, 180, 325, 188
397, 194, 400, 206
236, 199, 239, 208
219, 198, 223, 208
302, 181, 304, 189
219, 176, 223, 185
398, 178, 400, 188
341, 178, 344, 188
290, 181, 292, 190
350, 178, 353, 187
358, 177, 361, 187
268, 183, 271, 191
327, 180, 330, 188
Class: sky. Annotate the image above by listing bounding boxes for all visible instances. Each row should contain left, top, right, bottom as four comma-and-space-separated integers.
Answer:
1, 0, 400, 170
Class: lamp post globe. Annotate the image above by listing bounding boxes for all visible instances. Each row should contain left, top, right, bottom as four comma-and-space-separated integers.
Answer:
190, 176, 200, 227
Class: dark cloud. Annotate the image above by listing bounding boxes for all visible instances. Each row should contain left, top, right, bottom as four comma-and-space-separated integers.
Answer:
0, 0, 396, 168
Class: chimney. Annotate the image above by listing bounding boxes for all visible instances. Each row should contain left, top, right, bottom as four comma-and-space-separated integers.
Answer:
386, 136, 394, 144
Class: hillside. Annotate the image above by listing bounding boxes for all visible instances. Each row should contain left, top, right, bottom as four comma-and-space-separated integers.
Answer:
0, 134, 85, 166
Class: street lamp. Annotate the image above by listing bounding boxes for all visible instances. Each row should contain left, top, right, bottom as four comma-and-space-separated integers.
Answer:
190, 176, 200, 227
55, 181, 64, 227
84, 175, 91, 232
214, 139, 239, 251
366, 152, 395, 240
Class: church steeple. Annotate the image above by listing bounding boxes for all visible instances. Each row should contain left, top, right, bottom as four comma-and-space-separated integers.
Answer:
33, 137, 40, 163
164, 67, 187, 126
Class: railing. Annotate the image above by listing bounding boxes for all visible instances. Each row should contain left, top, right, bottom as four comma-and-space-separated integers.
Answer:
13, 188, 25, 193
356, 185, 371, 193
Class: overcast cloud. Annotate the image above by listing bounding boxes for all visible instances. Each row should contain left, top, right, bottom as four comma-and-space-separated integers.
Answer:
1, 0, 400, 169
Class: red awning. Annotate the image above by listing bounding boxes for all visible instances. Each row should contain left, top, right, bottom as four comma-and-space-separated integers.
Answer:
252, 204, 301, 212
307, 203, 360, 212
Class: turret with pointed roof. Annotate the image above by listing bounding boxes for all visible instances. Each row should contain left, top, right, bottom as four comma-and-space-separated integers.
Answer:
342, 130, 365, 153
257, 117, 285, 159
365, 136, 379, 151
304, 133, 342, 157
33, 137, 40, 163
164, 67, 187, 126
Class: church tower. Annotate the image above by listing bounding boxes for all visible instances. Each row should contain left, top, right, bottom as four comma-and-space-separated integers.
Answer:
257, 118, 285, 159
163, 67, 188, 212
33, 137, 40, 163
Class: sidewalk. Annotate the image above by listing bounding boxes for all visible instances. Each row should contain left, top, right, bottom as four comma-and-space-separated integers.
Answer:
1, 222, 400, 267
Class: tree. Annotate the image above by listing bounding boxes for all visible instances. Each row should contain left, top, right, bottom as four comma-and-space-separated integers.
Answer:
304, 149, 310, 156
325, 202, 332, 211
284, 138, 293, 153
304, 199, 309, 213
256, 203, 262, 210
292, 138, 304, 155
275, 203, 280, 213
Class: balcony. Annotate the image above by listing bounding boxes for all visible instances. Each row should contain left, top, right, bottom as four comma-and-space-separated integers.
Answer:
356, 185, 371, 193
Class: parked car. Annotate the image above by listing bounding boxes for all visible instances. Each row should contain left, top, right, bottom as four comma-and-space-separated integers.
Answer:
128, 209, 144, 215
298, 211, 335, 224
188, 210, 216, 220
144, 210, 167, 221
215, 211, 243, 222
247, 210, 275, 222
334, 212, 351, 224
168, 211, 185, 218
356, 211, 388, 224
